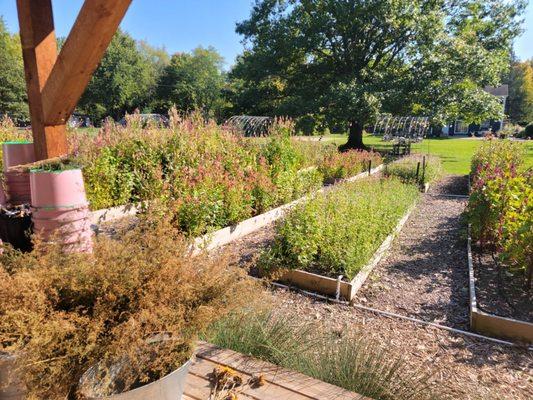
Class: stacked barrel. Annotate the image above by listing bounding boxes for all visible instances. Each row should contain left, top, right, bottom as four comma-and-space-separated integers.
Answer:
2, 142, 35, 205
30, 169, 93, 253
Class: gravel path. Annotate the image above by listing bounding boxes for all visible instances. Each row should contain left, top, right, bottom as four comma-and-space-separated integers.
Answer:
259, 176, 532, 399
355, 175, 470, 329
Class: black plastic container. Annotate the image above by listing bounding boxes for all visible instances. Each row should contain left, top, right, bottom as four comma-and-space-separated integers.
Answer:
0, 211, 33, 252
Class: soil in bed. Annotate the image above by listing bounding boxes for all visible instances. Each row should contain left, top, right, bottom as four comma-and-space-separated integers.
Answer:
472, 247, 532, 322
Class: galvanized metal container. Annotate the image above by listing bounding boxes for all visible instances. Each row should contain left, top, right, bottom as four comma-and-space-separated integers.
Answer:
0, 353, 25, 400
78, 359, 191, 400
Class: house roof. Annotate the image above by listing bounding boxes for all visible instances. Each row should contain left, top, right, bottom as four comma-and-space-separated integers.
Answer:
484, 85, 509, 97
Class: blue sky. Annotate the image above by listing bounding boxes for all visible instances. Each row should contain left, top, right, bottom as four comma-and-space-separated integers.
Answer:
1, 0, 532, 67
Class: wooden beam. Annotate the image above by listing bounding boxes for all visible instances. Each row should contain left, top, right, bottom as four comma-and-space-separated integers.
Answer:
42, 0, 132, 125
16, 0, 67, 160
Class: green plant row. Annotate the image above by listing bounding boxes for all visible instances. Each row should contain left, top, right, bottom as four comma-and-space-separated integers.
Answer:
384, 154, 442, 186
467, 140, 532, 288
259, 177, 420, 280
69, 114, 381, 236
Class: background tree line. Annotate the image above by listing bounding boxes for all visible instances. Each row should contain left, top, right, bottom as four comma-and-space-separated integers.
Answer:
0, 0, 531, 146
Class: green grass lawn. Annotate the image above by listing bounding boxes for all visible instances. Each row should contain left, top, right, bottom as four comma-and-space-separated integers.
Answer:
320, 134, 533, 175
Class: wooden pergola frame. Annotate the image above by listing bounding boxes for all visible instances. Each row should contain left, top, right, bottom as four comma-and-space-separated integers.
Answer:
16, 0, 132, 161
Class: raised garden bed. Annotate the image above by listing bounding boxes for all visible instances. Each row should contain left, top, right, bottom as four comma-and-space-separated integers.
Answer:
279, 202, 415, 301
466, 140, 533, 344
258, 177, 420, 301
467, 228, 533, 344
91, 164, 384, 252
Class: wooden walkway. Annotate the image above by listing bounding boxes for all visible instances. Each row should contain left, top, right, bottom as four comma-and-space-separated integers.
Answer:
184, 342, 369, 400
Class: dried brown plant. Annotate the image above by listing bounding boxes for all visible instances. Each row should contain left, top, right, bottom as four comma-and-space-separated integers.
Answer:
0, 216, 257, 399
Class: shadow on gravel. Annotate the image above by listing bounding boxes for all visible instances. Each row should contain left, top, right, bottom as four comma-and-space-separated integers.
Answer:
430, 175, 469, 196
385, 210, 470, 329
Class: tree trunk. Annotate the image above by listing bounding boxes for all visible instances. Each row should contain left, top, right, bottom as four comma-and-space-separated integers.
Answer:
339, 120, 367, 151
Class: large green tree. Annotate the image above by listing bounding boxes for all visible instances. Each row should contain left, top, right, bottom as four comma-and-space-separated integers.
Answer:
404, 0, 527, 126
155, 47, 226, 118
506, 59, 533, 124
0, 17, 28, 124
78, 29, 159, 122
232, 0, 526, 148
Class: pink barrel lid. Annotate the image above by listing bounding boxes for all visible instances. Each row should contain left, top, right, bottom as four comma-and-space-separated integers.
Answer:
30, 169, 88, 209
2, 142, 35, 171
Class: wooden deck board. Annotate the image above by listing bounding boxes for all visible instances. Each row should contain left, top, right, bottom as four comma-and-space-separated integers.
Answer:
183, 343, 369, 400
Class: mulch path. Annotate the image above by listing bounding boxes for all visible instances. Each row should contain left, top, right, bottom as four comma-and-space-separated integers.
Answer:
355, 175, 470, 329
225, 175, 533, 399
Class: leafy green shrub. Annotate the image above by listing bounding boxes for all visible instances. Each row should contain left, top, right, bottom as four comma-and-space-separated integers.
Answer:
260, 178, 419, 279
470, 140, 524, 179
75, 114, 330, 236
206, 308, 440, 400
384, 155, 442, 185
83, 147, 134, 209
318, 149, 383, 184
468, 140, 532, 287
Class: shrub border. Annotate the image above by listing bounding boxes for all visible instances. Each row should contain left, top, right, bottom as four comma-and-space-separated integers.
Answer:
467, 225, 533, 344
89, 164, 384, 249
277, 198, 417, 302
193, 164, 384, 252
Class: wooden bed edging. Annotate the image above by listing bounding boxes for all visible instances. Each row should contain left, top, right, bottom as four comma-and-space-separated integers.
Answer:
467, 226, 533, 344
192, 342, 369, 400
90, 203, 141, 225
278, 201, 417, 302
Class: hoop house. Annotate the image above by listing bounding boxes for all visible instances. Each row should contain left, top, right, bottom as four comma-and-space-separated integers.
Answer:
225, 116, 274, 137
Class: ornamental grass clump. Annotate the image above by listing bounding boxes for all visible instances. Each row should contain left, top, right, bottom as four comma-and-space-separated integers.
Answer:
468, 140, 532, 288
206, 308, 441, 400
384, 155, 442, 185
318, 149, 383, 184
259, 178, 419, 279
0, 217, 256, 399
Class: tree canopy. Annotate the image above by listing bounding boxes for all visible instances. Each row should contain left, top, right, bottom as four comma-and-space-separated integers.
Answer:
506, 59, 533, 124
156, 47, 226, 118
231, 0, 527, 148
0, 17, 28, 124
78, 29, 158, 122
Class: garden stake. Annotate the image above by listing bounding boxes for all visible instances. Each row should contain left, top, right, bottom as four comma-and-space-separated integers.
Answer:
421, 156, 426, 184
415, 161, 420, 182
368, 159, 372, 175
335, 275, 343, 301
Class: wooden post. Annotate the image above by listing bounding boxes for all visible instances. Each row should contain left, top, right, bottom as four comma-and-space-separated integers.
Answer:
16, 0, 67, 160
16, 0, 132, 161
42, 0, 133, 125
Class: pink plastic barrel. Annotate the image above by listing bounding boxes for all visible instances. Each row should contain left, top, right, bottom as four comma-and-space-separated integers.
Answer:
30, 169, 88, 209
2, 142, 35, 172
30, 169, 93, 254
2, 142, 36, 205
30, 206, 89, 222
